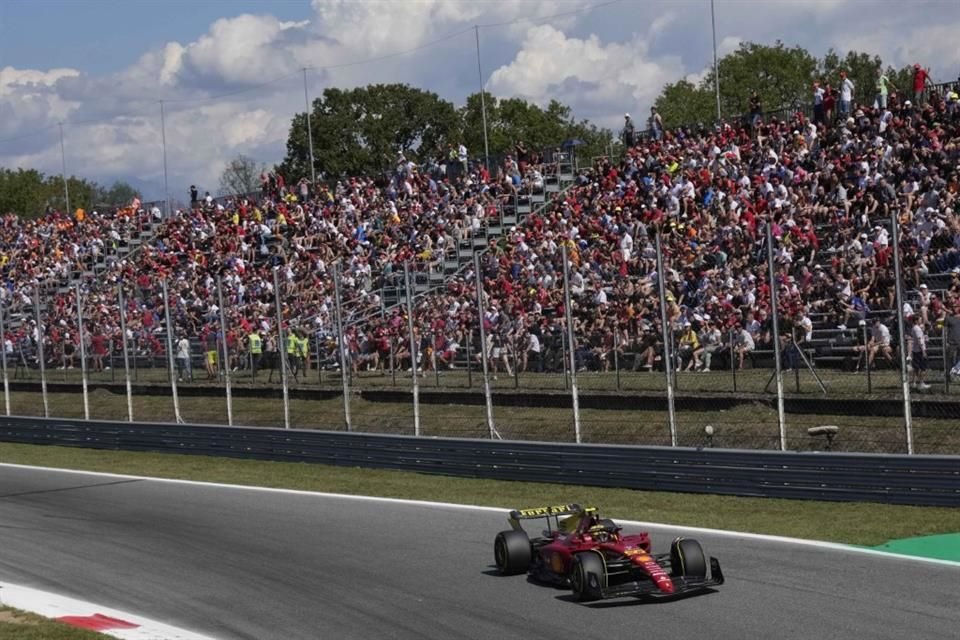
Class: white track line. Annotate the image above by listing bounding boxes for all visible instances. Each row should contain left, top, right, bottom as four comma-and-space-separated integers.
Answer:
0, 582, 216, 639
1, 462, 959, 570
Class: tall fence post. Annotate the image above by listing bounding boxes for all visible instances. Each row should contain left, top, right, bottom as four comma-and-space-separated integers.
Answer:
465, 331, 473, 389
511, 331, 519, 389
0, 300, 9, 416
75, 283, 90, 420
654, 234, 677, 446
33, 286, 49, 418
766, 223, 787, 451
729, 329, 738, 392
273, 267, 291, 430
473, 253, 497, 439
216, 277, 233, 427
613, 329, 621, 391
117, 284, 134, 422
161, 278, 183, 424
404, 262, 421, 437
891, 211, 914, 454
942, 323, 950, 395
333, 265, 352, 432
561, 243, 582, 444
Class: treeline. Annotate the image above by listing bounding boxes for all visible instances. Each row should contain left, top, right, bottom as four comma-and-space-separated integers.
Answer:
0, 168, 139, 218
278, 85, 614, 180
653, 41, 925, 128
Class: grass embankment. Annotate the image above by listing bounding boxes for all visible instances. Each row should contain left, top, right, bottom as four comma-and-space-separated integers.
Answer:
5, 387, 958, 454
0, 607, 106, 639
1, 442, 958, 547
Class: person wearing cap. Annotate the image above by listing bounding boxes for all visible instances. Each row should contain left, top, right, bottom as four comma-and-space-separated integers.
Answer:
678, 322, 701, 371
622, 113, 636, 147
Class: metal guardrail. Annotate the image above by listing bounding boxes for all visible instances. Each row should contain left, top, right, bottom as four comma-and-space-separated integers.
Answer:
0, 416, 956, 506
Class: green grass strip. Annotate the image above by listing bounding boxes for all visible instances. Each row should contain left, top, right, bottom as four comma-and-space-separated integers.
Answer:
0, 607, 107, 639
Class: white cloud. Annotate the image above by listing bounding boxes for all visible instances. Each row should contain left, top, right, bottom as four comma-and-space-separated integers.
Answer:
179, 14, 311, 86
1, 0, 959, 200
488, 25, 684, 127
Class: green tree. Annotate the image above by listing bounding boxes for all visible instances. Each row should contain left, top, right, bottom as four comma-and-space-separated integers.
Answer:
279, 84, 461, 180
819, 49, 883, 108
219, 154, 265, 196
93, 180, 139, 208
460, 92, 613, 165
652, 79, 716, 129
0, 168, 102, 217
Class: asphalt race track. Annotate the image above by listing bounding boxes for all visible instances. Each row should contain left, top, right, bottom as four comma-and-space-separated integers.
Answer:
0, 466, 957, 640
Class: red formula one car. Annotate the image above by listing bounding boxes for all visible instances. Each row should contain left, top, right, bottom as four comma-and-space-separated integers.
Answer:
493, 504, 724, 601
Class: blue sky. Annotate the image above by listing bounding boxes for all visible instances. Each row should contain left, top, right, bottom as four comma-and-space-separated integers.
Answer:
0, 1, 309, 73
1, 0, 958, 202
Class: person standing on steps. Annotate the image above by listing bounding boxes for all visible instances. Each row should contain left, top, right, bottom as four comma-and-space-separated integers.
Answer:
247, 328, 262, 381
907, 314, 930, 391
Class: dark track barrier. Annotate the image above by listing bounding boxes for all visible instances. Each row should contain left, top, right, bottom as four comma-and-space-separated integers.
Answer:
0, 416, 957, 507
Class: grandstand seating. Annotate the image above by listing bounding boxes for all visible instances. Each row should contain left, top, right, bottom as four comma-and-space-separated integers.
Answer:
2, 79, 959, 387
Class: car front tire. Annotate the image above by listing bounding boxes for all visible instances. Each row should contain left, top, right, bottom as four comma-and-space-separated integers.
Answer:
571, 552, 605, 601
669, 537, 707, 578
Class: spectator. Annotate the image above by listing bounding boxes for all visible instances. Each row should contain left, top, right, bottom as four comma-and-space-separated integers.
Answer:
913, 64, 931, 104
623, 113, 636, 147
647, 107, 663, 141
176, 333, 192, 382
813, 82, 825, 125
749, 91, 762, 129
839, 71, 854, 116
946, 308, 960, 380
907, 315, 930, 390
874, 68, 896, 109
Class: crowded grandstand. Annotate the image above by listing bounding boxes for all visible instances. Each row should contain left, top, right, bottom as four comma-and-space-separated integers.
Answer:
2, 71, 959, 389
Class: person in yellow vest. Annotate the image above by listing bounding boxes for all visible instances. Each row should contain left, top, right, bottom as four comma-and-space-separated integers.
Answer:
247, 329, 262, 381
296, 329, 310, 375
286, 327, 301, 381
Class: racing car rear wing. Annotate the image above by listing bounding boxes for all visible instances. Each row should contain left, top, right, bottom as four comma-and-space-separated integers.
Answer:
508, 504, 597, 532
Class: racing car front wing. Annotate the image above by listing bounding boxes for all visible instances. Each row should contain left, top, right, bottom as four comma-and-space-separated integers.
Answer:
597, 557, 725, 600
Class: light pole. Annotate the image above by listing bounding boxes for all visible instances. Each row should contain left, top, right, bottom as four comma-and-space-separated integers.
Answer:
302, 67, 317, 186
711, 0, 721, 122
57, 122, 70, 214
160, 100, 170, 217
474, 25, 491, 172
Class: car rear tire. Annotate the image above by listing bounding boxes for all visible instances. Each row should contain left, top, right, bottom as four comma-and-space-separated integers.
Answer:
571, 552, 605, 602
669, 537, 707, 578
494, 530, 531, 575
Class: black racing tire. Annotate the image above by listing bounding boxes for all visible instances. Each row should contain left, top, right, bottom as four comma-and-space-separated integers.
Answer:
494, 530, 532, 575
670, 537, 707, 578
571, 552, 606, 602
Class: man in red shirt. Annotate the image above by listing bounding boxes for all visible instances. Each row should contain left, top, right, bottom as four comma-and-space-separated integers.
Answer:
913, 64, 931, 104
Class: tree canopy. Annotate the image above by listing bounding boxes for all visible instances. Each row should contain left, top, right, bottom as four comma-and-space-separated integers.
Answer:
278, 83, 614, 180
652, 41, 918, 129
0, 168, 139, 218
219, 154, 264, 196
